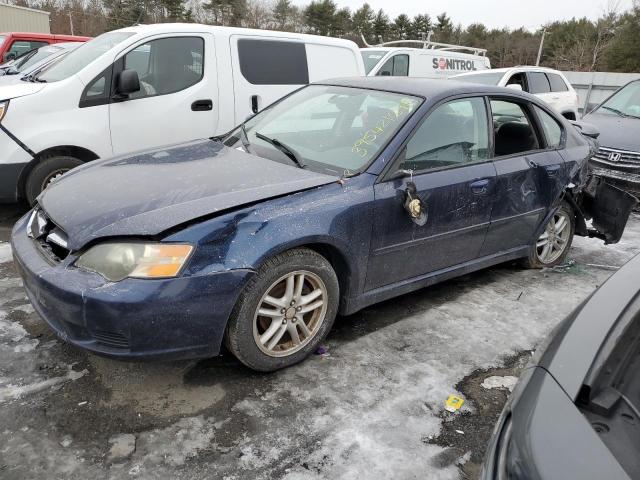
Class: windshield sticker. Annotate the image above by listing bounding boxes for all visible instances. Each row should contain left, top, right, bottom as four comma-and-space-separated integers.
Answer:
352, 98, 416, 157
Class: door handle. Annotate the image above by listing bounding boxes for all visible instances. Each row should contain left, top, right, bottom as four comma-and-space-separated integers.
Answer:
191, 99, 213, 111
251, 95, 259, 114
470, 178, 490, 195
544, 165, 561, 177
526, 157, 539, 168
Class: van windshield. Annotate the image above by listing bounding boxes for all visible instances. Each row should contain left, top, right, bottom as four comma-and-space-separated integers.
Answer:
361, 50, 386, 74
38, 31, 133, 82
452, 71, 505, 85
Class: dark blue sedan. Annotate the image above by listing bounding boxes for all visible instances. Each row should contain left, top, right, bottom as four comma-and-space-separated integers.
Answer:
10, 78, 635, 371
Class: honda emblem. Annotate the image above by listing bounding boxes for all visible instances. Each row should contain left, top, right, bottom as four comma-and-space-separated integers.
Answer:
608, 151, 622, 162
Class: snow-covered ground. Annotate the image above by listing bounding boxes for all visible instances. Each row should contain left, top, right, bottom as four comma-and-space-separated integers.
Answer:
1, 206, 639, 480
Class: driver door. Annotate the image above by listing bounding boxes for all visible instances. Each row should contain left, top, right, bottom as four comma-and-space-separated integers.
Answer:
366, 96, 496, 290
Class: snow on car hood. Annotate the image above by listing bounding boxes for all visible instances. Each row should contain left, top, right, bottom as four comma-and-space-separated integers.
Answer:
0, 81, 46, 100
38, 140, 339, 251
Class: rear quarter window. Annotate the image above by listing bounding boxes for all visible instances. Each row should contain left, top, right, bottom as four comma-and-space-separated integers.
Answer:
547, 73, 569, 92
237, 39, 309, 85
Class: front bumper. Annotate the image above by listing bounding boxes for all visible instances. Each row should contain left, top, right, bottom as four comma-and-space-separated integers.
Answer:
590, 160, 640, 197
11, 214, 253, 361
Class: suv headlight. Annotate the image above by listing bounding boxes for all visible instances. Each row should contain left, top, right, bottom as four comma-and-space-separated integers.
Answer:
75, 242, 193, 282
0, 101, 8, 122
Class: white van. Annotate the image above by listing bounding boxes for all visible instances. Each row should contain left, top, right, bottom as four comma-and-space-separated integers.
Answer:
361, 38, 490, 79
0, 23, 364, 204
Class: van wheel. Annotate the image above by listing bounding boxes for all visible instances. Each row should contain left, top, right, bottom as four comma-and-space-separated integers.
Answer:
25, 156, 84, 205
525, 200, 575, 268
225, 248, 339, 372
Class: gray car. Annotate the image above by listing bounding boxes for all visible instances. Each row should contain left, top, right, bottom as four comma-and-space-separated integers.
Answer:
481, 251, 640, 479
583, 80, 640, 196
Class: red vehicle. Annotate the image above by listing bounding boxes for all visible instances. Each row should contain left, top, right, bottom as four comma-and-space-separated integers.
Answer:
0, 32, 90, 62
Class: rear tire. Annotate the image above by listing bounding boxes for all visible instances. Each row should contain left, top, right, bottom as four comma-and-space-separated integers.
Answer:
525, 200, 575, 268
25, 155, 84, 205
225, 248, 339, 372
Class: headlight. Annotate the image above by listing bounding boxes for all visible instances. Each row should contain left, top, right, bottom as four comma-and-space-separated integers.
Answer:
0, 100, 8, 122
75, 242, 193, 282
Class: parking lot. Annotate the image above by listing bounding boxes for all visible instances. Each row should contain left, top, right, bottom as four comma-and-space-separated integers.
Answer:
0, 202, 638, 480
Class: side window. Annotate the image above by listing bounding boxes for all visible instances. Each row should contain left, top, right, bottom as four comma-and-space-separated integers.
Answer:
528, 72, 551, 94
505, 72, 526, 91
376, 54, 409, 76
79, 65, 113, 108
237, 39, 308, 85
547, 73, 569, 92
400, 97, 489, 172
123, 36, 204, 99
534, 105, 563, 148
491, 99, 540, 156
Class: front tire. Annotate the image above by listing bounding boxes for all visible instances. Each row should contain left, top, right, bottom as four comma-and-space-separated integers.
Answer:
225, 248, 339, 372
25, 155, 84, 205
525, 200, 575, 268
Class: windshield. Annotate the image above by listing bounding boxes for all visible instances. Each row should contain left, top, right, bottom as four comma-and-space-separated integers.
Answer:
361, 50, 387, 74
452, 71, 505, 85
596, 81, 640, 119
38, 31, 133, 82
224, 85, 422, 176
14, 45, 61, 72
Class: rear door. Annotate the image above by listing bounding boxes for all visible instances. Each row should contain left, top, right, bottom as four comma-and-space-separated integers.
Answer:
230, 36, 309, 124
109, 33, 218, 155
366, 96, 496, 290
527, 71, 558, 110
480, 98, 567, 255
546, 72, 575, 115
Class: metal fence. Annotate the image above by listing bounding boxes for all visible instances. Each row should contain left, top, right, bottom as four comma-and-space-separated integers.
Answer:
562, 71, 640, 116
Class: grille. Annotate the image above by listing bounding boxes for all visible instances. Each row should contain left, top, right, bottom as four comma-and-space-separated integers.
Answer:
94, 330, 130, 349
592, 147, 640, 169
27, 208, 70, 262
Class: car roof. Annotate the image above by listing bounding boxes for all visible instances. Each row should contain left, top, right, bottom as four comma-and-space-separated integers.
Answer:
315, 76, 531, 100
455, 66, 565, 77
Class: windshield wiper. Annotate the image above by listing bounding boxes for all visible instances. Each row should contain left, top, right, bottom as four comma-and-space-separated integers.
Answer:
255, 132, 306, 169
602, 106, 629, 117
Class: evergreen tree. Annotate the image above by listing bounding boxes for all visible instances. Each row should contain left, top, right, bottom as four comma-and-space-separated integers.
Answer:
410, 14, 431, 40
372, 9, 390, 43
352, 3, 375, 40
392, 14, 411, 40
272, 0, 296, 30
304, 0, 337, 36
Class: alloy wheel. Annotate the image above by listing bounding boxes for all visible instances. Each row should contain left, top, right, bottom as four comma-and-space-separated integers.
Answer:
253, 270, 328, 357
536, 209, 571, 264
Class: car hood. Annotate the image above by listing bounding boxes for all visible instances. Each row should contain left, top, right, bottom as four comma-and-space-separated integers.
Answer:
39, 140, 339, 251
582, 111, 640, 152
0, 81, 46, 100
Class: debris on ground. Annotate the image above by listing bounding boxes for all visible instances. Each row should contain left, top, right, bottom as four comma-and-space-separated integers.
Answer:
314, 345, 330, 357
543, 258, 576, 273
480, 375, 518, 392
586, 263, 619, 270
444, 395, 464, 413
107, 433, 137, 463
60, 436, 73, 448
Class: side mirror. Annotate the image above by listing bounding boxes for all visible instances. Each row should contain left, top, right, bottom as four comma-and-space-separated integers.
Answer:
3, 52, 15, 62
506, 83, 523, 91
115, 69, 140, 97
570, 121, 600, 139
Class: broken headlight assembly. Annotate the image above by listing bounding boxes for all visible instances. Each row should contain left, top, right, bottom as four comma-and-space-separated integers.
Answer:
75, 242, 193, 282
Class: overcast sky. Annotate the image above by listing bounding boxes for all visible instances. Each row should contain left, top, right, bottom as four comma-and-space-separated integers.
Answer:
292, 0, 635, 30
